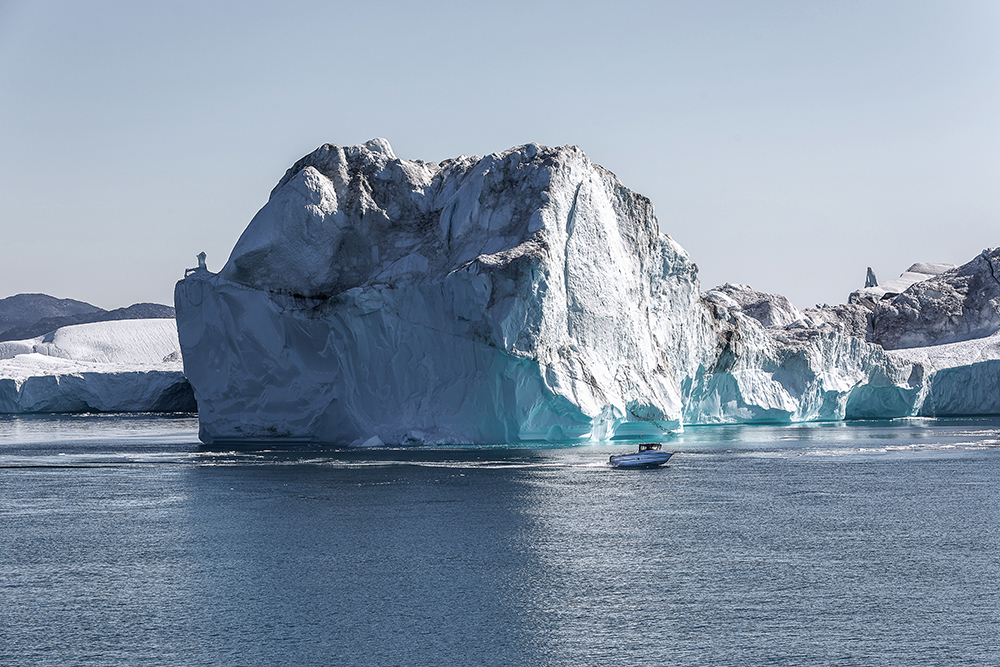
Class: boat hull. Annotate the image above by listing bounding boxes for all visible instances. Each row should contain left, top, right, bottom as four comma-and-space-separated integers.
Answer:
609, 451, 673, 469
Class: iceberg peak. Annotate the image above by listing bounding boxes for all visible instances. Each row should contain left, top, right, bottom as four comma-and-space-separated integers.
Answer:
363, 137, 396, 159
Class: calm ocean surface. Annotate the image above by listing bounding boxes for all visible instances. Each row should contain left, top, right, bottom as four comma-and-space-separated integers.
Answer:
2, 414, 999, 666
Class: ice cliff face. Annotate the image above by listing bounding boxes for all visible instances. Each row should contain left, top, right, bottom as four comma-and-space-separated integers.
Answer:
712, 249, 1000, 419
0, 319, 195, 413
175, 140, 997, 445
871, 249, 1000, 416
690, 289, 919, 423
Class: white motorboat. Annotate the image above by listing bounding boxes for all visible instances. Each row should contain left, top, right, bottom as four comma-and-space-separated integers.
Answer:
609, 443, 673, 469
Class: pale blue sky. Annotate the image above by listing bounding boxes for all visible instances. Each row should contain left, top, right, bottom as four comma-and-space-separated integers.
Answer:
1, 1, 997, 309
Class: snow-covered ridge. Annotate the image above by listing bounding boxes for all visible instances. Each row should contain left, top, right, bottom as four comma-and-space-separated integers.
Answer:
0, 319, 194, 413
175, 139, 999, 445
0, 318, 181, 366
703, 284, 804, 328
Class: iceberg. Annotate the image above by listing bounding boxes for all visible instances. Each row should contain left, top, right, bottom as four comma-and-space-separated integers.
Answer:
0, 319, 195, 413
176, 140, 719, 445
690, 286, 919, 423
889, 330, 1000, 416
715, 249, 1000, 419
174, 140, 999, 445
874, 250, 1000, 416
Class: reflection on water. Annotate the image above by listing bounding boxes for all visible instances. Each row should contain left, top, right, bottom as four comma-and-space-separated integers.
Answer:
1, 415, 999, 665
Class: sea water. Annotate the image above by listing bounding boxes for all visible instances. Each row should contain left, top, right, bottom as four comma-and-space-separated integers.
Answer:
1, 414, 999, 666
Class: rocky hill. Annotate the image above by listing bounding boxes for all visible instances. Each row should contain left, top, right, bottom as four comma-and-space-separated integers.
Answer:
0, 296, 175, 342
0, 294, 103, 338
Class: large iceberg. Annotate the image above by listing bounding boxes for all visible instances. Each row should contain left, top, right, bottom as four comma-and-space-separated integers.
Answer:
0, 319, 195, 413
849, 262, 955, 306
176, 140, 721, 445
174, 140, 999, 445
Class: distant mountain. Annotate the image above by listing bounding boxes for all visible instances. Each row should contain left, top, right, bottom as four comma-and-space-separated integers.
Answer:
0, 295, 175, 342
0, 294, 103, 335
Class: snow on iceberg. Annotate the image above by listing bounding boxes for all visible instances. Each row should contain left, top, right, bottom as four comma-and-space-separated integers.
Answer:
888, 330, 1000, 416
178, 139, 974, 446
0, 319, 195, 413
